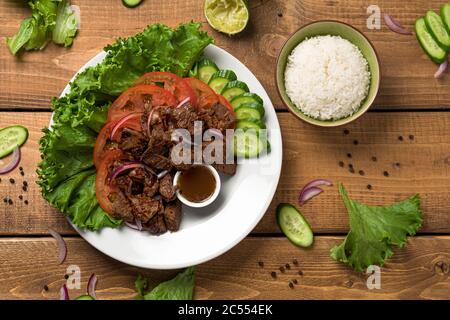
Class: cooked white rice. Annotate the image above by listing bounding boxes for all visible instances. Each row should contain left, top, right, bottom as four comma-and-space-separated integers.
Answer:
284, 35, 371, 121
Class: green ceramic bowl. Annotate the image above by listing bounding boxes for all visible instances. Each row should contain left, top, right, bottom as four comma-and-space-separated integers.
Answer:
276, 21, 381, 127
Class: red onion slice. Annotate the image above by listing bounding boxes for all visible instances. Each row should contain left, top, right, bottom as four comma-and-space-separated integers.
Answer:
384, 14, 412, 35
109, 162, 155, 185
299, 187, 323, 205
48, 228, 67, 265
125, 219, 143, 231
110, 112, 143, 140
146, 108, 158, 137
157, 170, 169, 180
434, 59, 448, 79
0, 147, 21, 174
60, 284, 69, 300
87, 273, 97, 299
176, 97, 190, 109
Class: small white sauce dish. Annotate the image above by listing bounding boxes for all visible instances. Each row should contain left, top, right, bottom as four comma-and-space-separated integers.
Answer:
173, 164, 221, 208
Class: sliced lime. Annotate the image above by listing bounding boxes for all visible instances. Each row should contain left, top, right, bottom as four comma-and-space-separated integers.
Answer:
204, 0, 249, 35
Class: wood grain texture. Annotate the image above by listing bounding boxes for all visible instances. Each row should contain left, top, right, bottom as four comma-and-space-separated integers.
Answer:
1, 111, 449, 235
1, 0, 450, 111
0, 236, 449, 300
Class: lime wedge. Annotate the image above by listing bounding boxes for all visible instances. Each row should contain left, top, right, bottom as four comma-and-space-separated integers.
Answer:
204, 0, 249, 35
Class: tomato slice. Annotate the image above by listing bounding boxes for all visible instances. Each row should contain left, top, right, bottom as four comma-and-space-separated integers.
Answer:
107, 85, 176, 122
93, 114, 142, 168
95, 149, 127, 214
185, 77, 219, 109
134, 72, 197, 106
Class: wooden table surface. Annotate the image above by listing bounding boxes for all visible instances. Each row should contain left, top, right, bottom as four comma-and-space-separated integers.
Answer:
1, 0, 449, 300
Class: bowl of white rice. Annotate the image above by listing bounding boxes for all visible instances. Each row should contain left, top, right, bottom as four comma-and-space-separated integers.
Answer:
276, 21, 380, 127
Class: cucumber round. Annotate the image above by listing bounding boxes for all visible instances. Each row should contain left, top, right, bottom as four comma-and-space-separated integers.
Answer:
236, 119, 266, 131
441, 4, 450, 34
0, 125, 28, 158
122, 0, 143, 8
198, 59, 219, 83
425, 11, 450, 50
221, 80, 249, 101
235, 106, 263, 122
75, 295, 95, 300
276, 203, 314, 248
415, 18, 447, 64
233, 129, 267, 158
208, 70, 237, 93
231, 93, 264, 110
234, 102, 265, 118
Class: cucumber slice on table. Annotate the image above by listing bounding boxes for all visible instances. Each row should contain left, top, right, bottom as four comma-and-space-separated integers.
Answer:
234, 102, 265, 118
208, 70, 237, 93
221, 80, 249, 101
277, 203, 314, 248
0, 125, 28, 158
415, 18, 447, 64
235, 105, 263, 121
231, 92, 264, 110
233, 129, 268, 158
236, 119, 266, 131
425, 11, 450, 50
197, 59, 219, 83
441, 4, 450, 33
122, 0, 143, 8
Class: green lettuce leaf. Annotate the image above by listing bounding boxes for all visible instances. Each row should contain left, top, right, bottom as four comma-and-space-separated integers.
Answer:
38, 22, 213, 231
330, 184, 423, 272
52, 0, 77, 46
135, 267, 196, 300
6, 0, 78, 55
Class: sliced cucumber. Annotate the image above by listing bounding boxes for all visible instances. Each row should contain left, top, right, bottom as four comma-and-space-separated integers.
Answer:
415, 18, 447, 64
122, 0, 143, 8
236, 119, 266, 131
208, 70, 237, 93
221, 80, 249, 101
231, 92, 264, 110
425, 11, 450, 50
75, 295, 95, 300
233, 129, 267, 158
276, 203, 314, 248
235, 106, 263, 122
0, 125, 28, 158
234, 102, 265, 118
441, 4, 450, 34
197, 59, 219, 83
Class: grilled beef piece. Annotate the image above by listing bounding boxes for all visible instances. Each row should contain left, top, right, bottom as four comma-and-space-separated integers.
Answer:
141, 151, 172, 170
168, 104, 199, 135
199, 103, 235, 131
213, 163, 237, 175
119, 128, 147, 156
145, 213, 167, 235
109, 191, 135, 222
129, 196, 163, 223
164, 199, 182, 231
159, 173, 176, 201
127, 167, 159, 197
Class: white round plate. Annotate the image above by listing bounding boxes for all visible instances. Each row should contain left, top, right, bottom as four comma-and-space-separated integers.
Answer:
56, 44, 283, 269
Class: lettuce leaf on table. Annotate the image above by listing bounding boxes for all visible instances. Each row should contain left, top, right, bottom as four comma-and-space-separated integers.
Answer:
37, 22, 213, 231
331, 184, 423, 272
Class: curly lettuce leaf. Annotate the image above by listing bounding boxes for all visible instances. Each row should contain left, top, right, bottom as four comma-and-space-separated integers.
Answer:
330, 184, 423, 272
52, 0, 77, 47
136, 267, 196, 300
38, 22, 213, 231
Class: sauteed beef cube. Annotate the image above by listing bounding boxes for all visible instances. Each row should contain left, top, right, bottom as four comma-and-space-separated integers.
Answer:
145, 213, 167, 235
141, 151, 172, 170
129, 196, 163, 223
199, 104, 235, 131
143, 175, 159, 197
213, 163, 237, 176
119, 128, 147, 156
164, 199, 182, 231
109, 191, 135, 222
159, 173, 176, 201
128, 167, 159, 197
168, 104, 198, 134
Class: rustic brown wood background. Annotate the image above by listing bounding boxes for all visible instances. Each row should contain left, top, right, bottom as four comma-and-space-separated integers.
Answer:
0, 0, 449, 300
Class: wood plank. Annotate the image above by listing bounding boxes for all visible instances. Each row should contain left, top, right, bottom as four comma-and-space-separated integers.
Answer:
0, 236, 449, 300
1, 0, 449, 111
1, 112, 449, 235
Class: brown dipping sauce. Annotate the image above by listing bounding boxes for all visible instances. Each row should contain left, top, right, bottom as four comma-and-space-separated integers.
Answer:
177, 166, 216, 203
